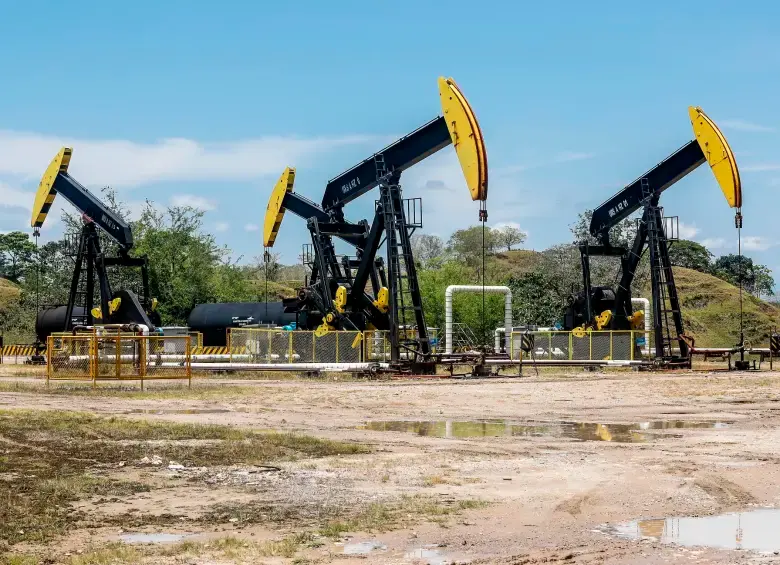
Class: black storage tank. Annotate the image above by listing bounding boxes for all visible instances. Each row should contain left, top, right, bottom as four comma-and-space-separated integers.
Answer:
187, 302, 297, 346
36, 306, 87, 342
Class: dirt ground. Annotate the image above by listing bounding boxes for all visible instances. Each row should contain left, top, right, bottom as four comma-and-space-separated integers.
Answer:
2, 368, 780, 564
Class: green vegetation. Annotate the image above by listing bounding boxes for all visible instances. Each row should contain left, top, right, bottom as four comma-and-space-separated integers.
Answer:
673, 267, 780, 347
2, 534, 322, 565
208, 493, 488, 538
0, 379, 259, 399
0, 409, 367, 549
0, 188, 302, 340
0, 192, 774, 350
318, 496, 488, 536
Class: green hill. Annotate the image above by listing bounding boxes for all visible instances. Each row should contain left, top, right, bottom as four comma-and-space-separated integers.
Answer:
492, 249, 545, 278
490, 252, 778, 348
672, 267, 780, 348
0, 278, 20, 313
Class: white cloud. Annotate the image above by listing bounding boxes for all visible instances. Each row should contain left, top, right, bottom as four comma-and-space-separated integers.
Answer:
244, 223, 259, 232
492, 152, 595, 178
170, 193, 216, 211
677, 221, 699, 240
0, 181, 34, 210
720, 119, 775, 132
0, 130, 379, 188
742, 235, 774, 251
700, 237, 728, 250
741, 163, 780, 172
493, 221, 523, 231
554, 151, 595, 163
214, 222, 229, 232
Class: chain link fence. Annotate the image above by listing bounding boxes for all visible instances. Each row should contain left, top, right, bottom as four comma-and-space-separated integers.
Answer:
228, 328, 364, 364
46, 333, 191, 386
47, 335, 94, 380
509, 330, 644, 361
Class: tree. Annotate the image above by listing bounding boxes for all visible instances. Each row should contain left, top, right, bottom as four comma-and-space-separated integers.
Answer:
132, 201, 252, 324
411, 234, 445, 266
0, 232, 37, 283
417, 259, 507, 345
448, 225, 497, 274
253, 251, 282, 282
508, 271, 566, 326
570, 209, 638, 247
668, 240, 713, 273
715, 254, 755, 289
494, 225, 526, 251
752, 265, 775, 299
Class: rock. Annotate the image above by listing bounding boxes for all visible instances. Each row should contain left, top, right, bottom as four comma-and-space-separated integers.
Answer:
151, 455, 163, 466
168, 461, 185, 470
118, 461, 126, 467
228, 518, 238, 523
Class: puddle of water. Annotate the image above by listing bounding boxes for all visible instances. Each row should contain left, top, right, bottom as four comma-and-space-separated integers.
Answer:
120, 532, 191, 544
361, 419, 730, 443
343, 540, 387, 555
606, 508, 780, 552
405, 547, 451, 565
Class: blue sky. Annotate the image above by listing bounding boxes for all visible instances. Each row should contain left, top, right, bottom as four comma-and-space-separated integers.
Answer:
0, 1, 778, 276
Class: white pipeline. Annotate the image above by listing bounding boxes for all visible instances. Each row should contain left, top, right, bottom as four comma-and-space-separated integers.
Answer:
184, 362, 389, 372
445, 285, 512, 354
494, 327, 505, 352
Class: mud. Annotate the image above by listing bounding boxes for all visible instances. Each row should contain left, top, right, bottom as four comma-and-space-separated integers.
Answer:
2, 370, 780, 564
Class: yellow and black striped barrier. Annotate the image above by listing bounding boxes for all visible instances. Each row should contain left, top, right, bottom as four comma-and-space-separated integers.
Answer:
1, 345, 37, 357
191, 346, 248, 355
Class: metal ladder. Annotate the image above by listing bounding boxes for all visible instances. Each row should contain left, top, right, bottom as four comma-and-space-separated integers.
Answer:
66, 231, 93, 328
641, 178, 686, 360
375, 154, 429, 361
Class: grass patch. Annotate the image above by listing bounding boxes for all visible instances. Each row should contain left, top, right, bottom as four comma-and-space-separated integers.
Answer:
318, 496, 488, 537
422, 474, 448, 486
204, 494, 488, 537
0, 409, 367, 549
0, 379, 258, 399
2, 534, 320, 565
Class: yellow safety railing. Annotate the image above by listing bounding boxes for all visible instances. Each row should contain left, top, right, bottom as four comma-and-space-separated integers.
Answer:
47, 333, 191, 388
228, 328, 364, 364
509, 330, 647, 362
226, 327, 435, 364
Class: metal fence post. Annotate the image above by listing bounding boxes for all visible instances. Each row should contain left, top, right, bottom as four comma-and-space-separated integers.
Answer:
610, 332, 614, 360
140, 336, 147, 381
90, 334, 97, 387
548, 333, 552, 360
336, 332, 340, 362
589, 332, 593, 361
186, 335, 192, 387
46, 336, 52, 385
569, 332, 573, 360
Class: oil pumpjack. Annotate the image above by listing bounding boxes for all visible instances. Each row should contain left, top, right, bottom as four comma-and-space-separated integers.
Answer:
564, 107, 742, 364
262, 77, 488, 364
32, 147, 159, 341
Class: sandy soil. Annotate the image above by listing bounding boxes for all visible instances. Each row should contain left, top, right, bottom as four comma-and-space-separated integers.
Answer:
3, 369, 780, 564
